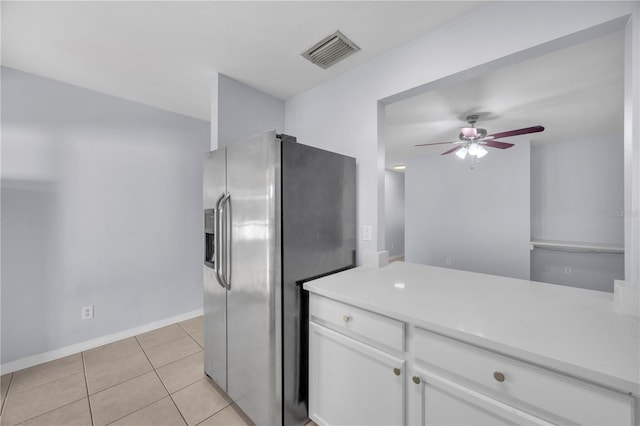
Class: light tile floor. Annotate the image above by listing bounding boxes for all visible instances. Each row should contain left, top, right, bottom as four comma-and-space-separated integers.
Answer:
0, 317, 255, 426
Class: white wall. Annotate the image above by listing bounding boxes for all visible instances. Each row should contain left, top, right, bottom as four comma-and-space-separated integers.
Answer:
1, 67, 210, 364
405, 141, 531, 280
218, 74, 284, 147
284, 1, 639, 285
384, 170, 404, 259
530, 136, 624, 291
531, 136, 624, 243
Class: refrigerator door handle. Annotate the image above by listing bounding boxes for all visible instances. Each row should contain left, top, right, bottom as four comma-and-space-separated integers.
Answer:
224, 193, 232, 290
213, 193, 225, 289
219, 192, 232, 290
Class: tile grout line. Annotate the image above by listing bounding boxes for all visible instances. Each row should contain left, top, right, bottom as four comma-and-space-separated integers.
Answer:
81, 352, 95, 426
3, 388, 87, 425
138, 324, 195, 352
101, 337, 176, 426
84, 344, 201, 400
135, 335, 190, 426
1, 372, 14, 417
194, 402, 234, 426
4, 355, 84, 397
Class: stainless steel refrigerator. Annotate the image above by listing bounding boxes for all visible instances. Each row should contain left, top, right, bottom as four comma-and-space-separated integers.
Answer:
203, 130, 356, 425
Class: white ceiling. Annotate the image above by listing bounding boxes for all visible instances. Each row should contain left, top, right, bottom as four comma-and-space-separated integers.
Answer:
1, 1, 485, 121
385, 30, 624, 170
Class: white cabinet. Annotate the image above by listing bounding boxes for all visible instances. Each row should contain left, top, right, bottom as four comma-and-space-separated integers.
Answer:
308, 295, 406, 426
308, 293, 636, 426
309, 323, 405, 426
412, 328, 635, 426
409, 368, 551, 426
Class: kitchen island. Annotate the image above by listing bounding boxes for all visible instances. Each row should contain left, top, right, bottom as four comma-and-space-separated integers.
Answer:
304, 261, 639, 425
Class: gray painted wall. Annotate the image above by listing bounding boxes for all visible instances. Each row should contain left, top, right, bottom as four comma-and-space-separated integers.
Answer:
530, 136, 624, 292
218, 74, 284, 147
405, 140, 531, 280
1, 67, 210, 364
385, 170, 404, 259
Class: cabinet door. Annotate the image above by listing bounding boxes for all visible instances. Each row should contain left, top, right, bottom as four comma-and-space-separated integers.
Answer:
409, 369, 553, 426
309, 322, 405, 426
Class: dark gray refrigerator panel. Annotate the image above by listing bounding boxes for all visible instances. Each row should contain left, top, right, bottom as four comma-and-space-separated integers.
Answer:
281, 142, 357, 425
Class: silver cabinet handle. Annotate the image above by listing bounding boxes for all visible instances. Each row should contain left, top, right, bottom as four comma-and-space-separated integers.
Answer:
343, 315, 351, 323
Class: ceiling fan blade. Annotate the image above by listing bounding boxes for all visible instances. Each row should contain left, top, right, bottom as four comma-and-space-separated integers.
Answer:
483, 140, 514, 149
415, 140, 458, 147
486, 125, 545, 140
441, 145, 464, 155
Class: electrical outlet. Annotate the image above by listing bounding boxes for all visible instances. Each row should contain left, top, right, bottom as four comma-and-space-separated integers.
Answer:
82, 305, 94, 320
445, 258, 452, 266
564, 267, 572, 275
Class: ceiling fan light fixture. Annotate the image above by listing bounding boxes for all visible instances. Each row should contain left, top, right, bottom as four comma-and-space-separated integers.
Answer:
455, 146, 468, 159
468, 143, 480, 156
476, 145, 488, 158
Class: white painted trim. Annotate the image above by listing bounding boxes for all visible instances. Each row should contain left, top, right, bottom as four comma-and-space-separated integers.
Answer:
614, 280, 640, 317
362, 250, 389, 268
0, 309, 203, 374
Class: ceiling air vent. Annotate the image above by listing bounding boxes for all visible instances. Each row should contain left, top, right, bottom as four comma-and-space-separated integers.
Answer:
302, 31, 360, 70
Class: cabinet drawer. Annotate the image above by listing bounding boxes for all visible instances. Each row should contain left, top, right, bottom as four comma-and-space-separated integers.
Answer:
414, 327, 634, 425
309, 295, 404, 351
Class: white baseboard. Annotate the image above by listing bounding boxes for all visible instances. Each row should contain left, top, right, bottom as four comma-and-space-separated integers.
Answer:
1, 308, 203, 375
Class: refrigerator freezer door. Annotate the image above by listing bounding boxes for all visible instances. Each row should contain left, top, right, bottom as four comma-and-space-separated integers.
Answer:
203, 149, 228, 391
226, 131, 282, 425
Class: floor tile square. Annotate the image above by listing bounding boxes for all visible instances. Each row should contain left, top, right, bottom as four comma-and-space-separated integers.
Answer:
136, 324, 188, 350
8, 354, 83, 395
156, 350, 205, 393
109, 396, 186, 426
1, 372, 87, 426
179, 316, 203, 335
199, 403, 254, 426
144, 335, 202, 368
172, 378, 232, 426
89, 371, 167, 426
83, 337, 142, 366
20, 397, 92, 426
85, 350, 153, 394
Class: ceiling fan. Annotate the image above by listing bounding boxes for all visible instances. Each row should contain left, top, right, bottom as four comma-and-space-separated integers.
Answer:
415, 114, 544, 159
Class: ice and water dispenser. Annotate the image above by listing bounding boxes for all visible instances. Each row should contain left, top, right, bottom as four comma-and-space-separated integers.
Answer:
204, 209, 215, 269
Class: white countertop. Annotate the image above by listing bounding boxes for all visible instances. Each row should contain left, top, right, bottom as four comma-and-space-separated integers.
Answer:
304, 261, 640, 395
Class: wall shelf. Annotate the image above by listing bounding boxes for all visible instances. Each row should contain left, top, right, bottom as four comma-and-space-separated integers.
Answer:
529, 240, 624, 254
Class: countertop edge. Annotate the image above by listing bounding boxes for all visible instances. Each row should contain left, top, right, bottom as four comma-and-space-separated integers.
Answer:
304, 280, 640, 396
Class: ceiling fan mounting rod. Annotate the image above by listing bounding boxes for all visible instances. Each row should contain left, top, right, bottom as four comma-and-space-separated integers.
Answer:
466, 114, 480, 125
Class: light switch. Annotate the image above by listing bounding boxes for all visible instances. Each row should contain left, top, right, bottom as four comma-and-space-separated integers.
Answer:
363, 225, 373, 242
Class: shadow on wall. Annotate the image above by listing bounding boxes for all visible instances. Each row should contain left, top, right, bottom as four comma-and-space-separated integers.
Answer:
1, 179, 61, 360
